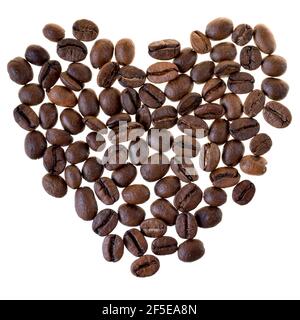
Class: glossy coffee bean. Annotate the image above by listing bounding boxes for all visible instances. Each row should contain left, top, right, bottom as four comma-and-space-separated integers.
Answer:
67, 63, 92, 83
240, 46, 262, 70
228, 72, 255, 94
111, 163, 137, 187
210, 167, 240, 188
102, 235, 124, 262
150, 198, 179, 226
118, 204, 145, 227
7, 57, 33, 85
72, 19, 99, 41
195, 206, 222, 228
210, 42, 237, 62
154, 176, 181, 198
139, 83, 165, 109
90, 39, 114, 68
97, 62, 119, 88
263, 101, 292, 128
206, 17, 233, 40
38, 60, 62, 89
178, 239, 205, 262
129, 138, 149, 165
250, 133, 272, 156
230, 118, 260, 141
43, 23, 65, 42
115, 38, 135, 65
108, 122, 144, 144
152, 105, 177, 129
165, 74, 193, 101
190, 31, 211, 54
140, 153, 170, 182
131, 255, 160, 277
42, 174, 67, 198
208, 119, 229, 145
203, 187, 227, 206
152, 237, 178, 255
141, 219, 167, 238
232, 24, 253, 46
244, 90, 265, 117
146, 62, 179, 84
135, 106, 151, 131
194, 103, 225, 120
220, 93, 243, 120
43, 146, 66, 175
118, 66, 146, 88
60, 71, 83, 91
172, 135, 200, 158
83, 116, 106, 132
240, 155, 267, 175
60, 109, 85, 135
200, 143, 220, 172
46, 128, 73, 146
190, 61, 214, 84
57, 38, 87, 62
261, 55, 287, 77
170, 156, 198, 182
19, 83, 44, 106
39, 103, 58, 129
261, 78, 289, 101
148, 39, 180, 60
24, 130, 47, 159
214, 60, 240, 77
232, 180, 256, 205
176, 212, 198, 239
82, 157, 104, 182
124, 228, 148, 257
86, 132, 106, 152
177, 116, 207, 139
120, 88, 141, 114
14, 104, 39, 131
222, 140, 245, 166
92, 209, 118, 236
106, 113, 131, 129
65, 141, 89, 164
25, 44, 49, 66
173, 47, 197, 73
202, 78, 226, 102
94, 177, 119, 205
254, 24, 276, 54
75, 187, 98, 221
122, 184, 150, 204
47, 85, 77, 107
177, 93, 202, 116
64, 165, 82, 189
99, 87, 122, 116
174, 183, 202, 212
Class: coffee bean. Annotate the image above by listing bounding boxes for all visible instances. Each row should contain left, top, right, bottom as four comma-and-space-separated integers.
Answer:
86, 132, 106, 152
146, 62, 179, 84
174, 183, 202, 212
103, 144, 128, 171
64, 165, 82, 189
90, 39, 114, 68
177, 115, 208, 138
195, 206, 222, 228
176, 212, 198, 239
261, 78, 289, 101
108, 122, 145, 144
124, 229, 148, 257
202, 78, 226, 102
203, 187, 227, 206
263, 101, 292, 128
65, 141, 89, 164
208, 119, 229, 145
178, 239, 205, 262
43, 146, 66, 175
210, 167, 240, 188
148, 39, 180, 60
83, 116, 106, 132
19, 83, 45, 106
220, 93, 243, 120
14, 104, 39, 131
139, 83, 165, 108
128, 138, 149, 165
135, 106, 151, 131
94, 177, 119, 205
38, 60, 62, 89
140, 153, 170, 182
42, 23, 65, 42
230, 118, 260, 141
210, 42, 237, 62
92, 209, 118, 236
99, 87, 122, 116
240, 155, 267, 175
232, 24, 253, 46
250, 133, 272, 156
67, 63, 92, 83
165, 74, 193, 101
120, 88, 141, 114
232, 180, 256, 205
97, 62, 120, 88
46, 128, 73, 146
24, 130, 47, 159
118, 66, 146, 88
111, 163, 137, 187
72, 19, 99, 41
190, 31, 211, 54
194, 103, 225, 120
131, 255, 160, 277
228, 72, 255, 94
177, 93, 202, 116
25, 44, 49, 66
154, 176, 181, 198
199, 143, 220, 172
206, 17, 233, 40
47, 85, 77, 107
170, 156, 198, 182
254, 24, 276, 54
240, 46, 262, 70
115, 38, 135, 65
214, 60, 240, 77
106, 113, 131, 129
42, 174, 67, 198
82, 157, 104, 182
152, 237, 178, 255
60, 71, 83, 91
152, 105, 177, 129
262, 55, 287, 77
244, 90, 266, 117
173, 47, 197, 73
222, 140, 245, 166
172, 135, 200, 158
75, 187, 98, 221
7, 57, 33, 85
57, 38, 87, 62
102, 235, 124, 262
150, 198, 179, 226
122, 184, 150, 204
39, 103, 58, 129
118, 203, 145, 226
141, 219, 167, 238
60, 109, 85, 135
190, 61, 215, 84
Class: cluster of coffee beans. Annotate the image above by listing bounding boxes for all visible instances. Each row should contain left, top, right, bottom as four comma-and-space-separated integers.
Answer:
8, 18, 292, 277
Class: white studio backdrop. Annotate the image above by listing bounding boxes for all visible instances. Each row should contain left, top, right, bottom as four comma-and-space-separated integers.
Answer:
0, 0, 299, 300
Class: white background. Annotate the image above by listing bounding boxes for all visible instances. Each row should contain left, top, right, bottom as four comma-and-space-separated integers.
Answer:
0, 0, 299, 300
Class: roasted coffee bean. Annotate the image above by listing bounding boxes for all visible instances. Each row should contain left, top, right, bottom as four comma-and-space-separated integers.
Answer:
261, 78, 289, 101
206, 17, 233, 40
148, 39, 180, 60
118, 66, 146, 88
152, 105, 177, 129
97, 62, 119, 88
42, 174, 67, 198
228, 72, 255, 94
60, 71, 83, 91
214, 60, 240, 77
173, 47, 197, 73
141, 219, 167, 238
210, 167, 240, 188
57, 38, 87, 62
82, 157, 104, 182
165, 74, 193, 101
103, 144, 128, 171
150, 198, 179, 226
60, 109, 85, 135
178, 239, 205, 262
250, 133, 272, 156
94, 177, 120, 205
92, 209, 118, 236
254, 24, 276, 54
72, 19, 98, 41
232, 24, 253, 46
42, 23, 65, 42
120, 88, 140, 114
25, 45, 49, 66
46, 128, 73, 146
118, 204, 145, 226
177, 115, 208, 138
43, 146, 66, 175
220, 93, 243, 121
202, 78, 226, 102
38, 60, 61, 89
200, 143, 220, 172
131, 255, 160, 277
172, 135, 200, 158
7, 57, 33, 85
24, 130, 47, 159
65, 141, 90, 164
115, 38, 135, 65
146, 62, 179, 84
240, 46, 262, 70
86, 131, 106, 152
90, 39, 114, 68
222, 140, 245, 166
232, 180, 256, 205
240, 155, 267, 175
263, 101, 292, 128
190, 61, 215, 84
190, 30, 211, 54
75, 187, 98, 221
67, 63, 92, 83
195, 206, 222, 228
177, 93, 202, 116
106, 113, 131, 129
140, 153, 170, 182
154, 176, 181, 198
174, 183, 202, 212
208, 119, 229, 145
230, 118, 260, 141
47, 85, 77, 107
64, 165, 82, 189
147, 128, 174, 152
128, 138, 149, 165
261, 55, 287, 77
122, 184, 150, 204
176, 212, 198, 239
124, 229, 148, 257
203, 187, 227, 206
152, 237, 178, 255
244, 90, 266, 117
108, 122, 145, 144
83, 116, 106, 132
39, 103, 58, 129
14, 104, 39, 131
194, 103, 225, 120
135, 106, 152, 131
139, 83, 165, 109
170, 156, 198, 182
99, 87, 122, 116
111, 163, 137, 187
210, 42, 237, 62
102, 235, 124, 262
19, 83, 44, 106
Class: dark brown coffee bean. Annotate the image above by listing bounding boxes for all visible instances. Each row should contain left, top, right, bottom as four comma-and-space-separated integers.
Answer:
203, 187, 227, 206
120, 88, 140, 114
99, 87, 122, 116
232, 24, 253, 46
176, 212, 198, 239
64, 165, 82, 189
141, 219, 167, 238
202, 78, 226, 102
97, 62, 119, 88
174, 183, 202, 212
65, 141, 89, 164
86, 132, 106, 152
177, 115, 208, 138
42, 23, 65, 42
148, 39, 180, 60
154, 176, 181, 198
190, 61, 215, 84
178, 239, 205, 262
261, 78, 289, 101
210, 167, 240, 188
108, 122, 145, 144
47, 85, 77, 107
254, 24, 276, 54
122, 184, 150, 204
43, 146, 66, 175
102, 235, 124, 262
190, 30, 211, 54
232, 180, 256, 205
250, 133, 272, 156
124, 229, 148, 257
57, 38, 87, 62
111, 163, 137, 187
19, 83, 44, 106
150, 198, 179, 226
240, 155, 267, 175
244, 90, 266, 117
195, 206, 222, 228
135, 106, 151, 131
222, 140, 245, 166
24, 130, 47, 159
67, 63, 92, 83
152, 105, 178, 129
208, 119, 229, 145
103, 144, 128, 171
60, 109, 85, 135
106, 113, 131, 129
115, 38, 135, 65
39, 103, 58, 129
194, 103, 225, 119
240, 46, 262, 70
146, 62, 179, 84
72, 19, 98, 41
214, 60, 241, 77
38, 60, 62, 89
118, 66, 146, 88
220, 93, 243, 121
173, 47, 197, 73
139, 83, 165, 109
165, 74, 193, 101
210, 42, 237, 62
118, 204, 145, 226
206, 17, 233, 40
140, 153, 170, 182
200, 143, 220, 172
172, 135, 200, 158
131, 255, 160, 277
90, 39, 114, 68
46, 128, 73, 146
152, 237, 178, 255
83, 116, 107, 132
7, 57, 33, 85
14, 104, 39, 131
75, 187, 98, 221
82, 157, 104, 182
25, 45, 49, 66
128, 138, 149, 165
60, 71, 83, 91
92, 209, 118, 236
261, 55, 287, 77
263, 101, 292, 128
230, 118, 260, 141
94, 177, 119, 205
228, 72, 255, 94
170, 156, 198, 182
42, 174, 67, 198
177, 93, 202, 116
